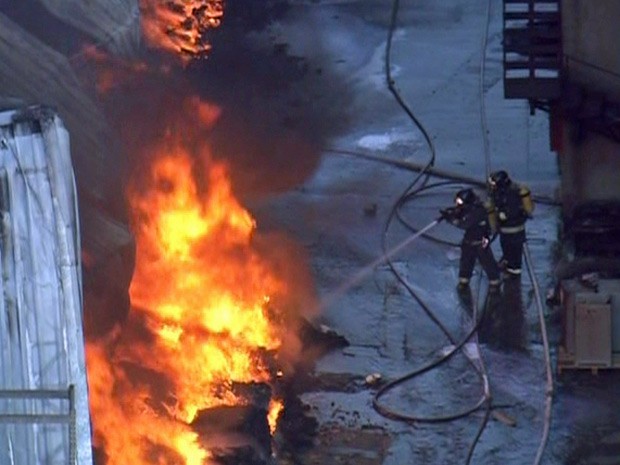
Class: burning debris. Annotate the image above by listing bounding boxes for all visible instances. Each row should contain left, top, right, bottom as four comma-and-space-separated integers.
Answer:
69, 1, 348, 463
192, 400, 272, 464
297, 320, 349, 355
0, 0, 362, 461
364, 373, 383, 386
78, 72, 346, 465
275, 391, 319, 455
86, 133, 306, 463
140, 0, 224, 59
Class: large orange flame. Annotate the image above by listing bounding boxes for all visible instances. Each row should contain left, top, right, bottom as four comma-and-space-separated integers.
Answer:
128, 146, 286, 418
140, 0, 224, 59
86, 98, 293, 464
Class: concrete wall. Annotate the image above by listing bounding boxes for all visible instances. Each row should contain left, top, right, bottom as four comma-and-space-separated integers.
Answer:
558, 0, 620, 214
558, 124, 620, 212
562, 0, 620, 99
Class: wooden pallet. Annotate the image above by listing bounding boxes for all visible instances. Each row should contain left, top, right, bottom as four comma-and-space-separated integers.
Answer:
557, 346, 620, 375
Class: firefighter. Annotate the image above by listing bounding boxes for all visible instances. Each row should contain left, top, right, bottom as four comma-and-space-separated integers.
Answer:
487, 170, 534, 278
440, 188, 501, 291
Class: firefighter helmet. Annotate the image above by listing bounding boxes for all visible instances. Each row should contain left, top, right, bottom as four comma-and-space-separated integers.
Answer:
488, 170, 511, 190
455, 188, 478, 206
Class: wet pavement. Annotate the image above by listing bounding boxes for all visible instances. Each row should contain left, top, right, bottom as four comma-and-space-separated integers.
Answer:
248, 1, 620, 464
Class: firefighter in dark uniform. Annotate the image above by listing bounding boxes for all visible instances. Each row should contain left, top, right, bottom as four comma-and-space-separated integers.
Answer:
487, 170, 534, 278
441, 188, 501, 290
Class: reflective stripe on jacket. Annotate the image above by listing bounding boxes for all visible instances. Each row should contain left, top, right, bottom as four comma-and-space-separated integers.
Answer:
499, 224, 525, 234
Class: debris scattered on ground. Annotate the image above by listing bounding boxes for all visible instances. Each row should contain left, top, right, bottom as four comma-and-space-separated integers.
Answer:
365, 373, 383, 386
363, 203, 378, 217
491, 410, 517, 427
298, 318, 350, 354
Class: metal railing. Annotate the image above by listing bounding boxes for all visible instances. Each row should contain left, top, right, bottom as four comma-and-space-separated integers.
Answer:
503, 0, 562, 104
0, 385, 77, 465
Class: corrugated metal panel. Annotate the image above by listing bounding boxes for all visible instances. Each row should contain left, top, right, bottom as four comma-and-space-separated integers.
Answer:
38, 0, 140, 56
0, 11, 125, 209
0, 107, 92, 465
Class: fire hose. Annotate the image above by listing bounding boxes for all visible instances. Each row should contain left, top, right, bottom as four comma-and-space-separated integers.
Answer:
360, 0, 493, 464
352, 0, 555, 463
325, 147, 560, 208
374, 185, 497, 465
319, 215, 494, 428
524, 243, 554, 465
371, 215, 491, 423
355, 124, 557, 463
368, 215, 553, 462
318, 214, 492, 427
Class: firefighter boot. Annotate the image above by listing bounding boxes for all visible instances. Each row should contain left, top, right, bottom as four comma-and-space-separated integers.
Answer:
457, 277, 470, 291
503, 268, 521, 280
488, 278, 501, 293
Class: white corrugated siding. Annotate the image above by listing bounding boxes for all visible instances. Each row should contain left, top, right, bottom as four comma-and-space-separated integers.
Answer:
0, 108, 92, 465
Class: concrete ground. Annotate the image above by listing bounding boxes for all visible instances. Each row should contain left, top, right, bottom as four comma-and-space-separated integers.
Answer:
245, 1, 620, 464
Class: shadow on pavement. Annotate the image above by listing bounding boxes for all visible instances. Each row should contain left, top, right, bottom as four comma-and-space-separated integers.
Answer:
456, 279, 527, 352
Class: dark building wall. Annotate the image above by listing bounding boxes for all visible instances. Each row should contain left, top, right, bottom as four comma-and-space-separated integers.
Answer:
558, 0, 620, 213
563, 0, 620, 98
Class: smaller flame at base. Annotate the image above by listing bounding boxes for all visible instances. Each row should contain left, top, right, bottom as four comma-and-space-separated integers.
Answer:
268, 399, 284, 434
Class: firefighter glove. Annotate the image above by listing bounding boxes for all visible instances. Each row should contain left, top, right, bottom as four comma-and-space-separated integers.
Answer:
439, 208, 452, 221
